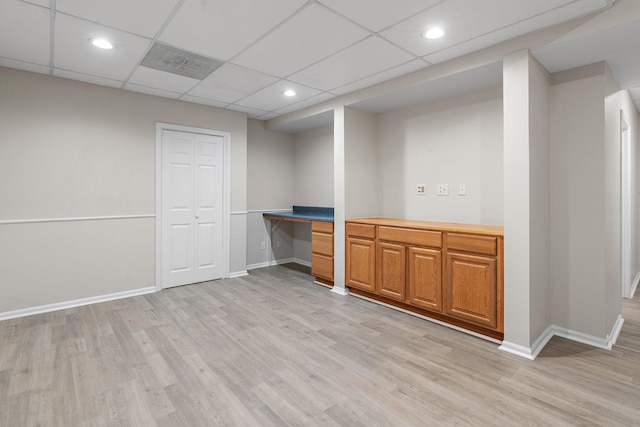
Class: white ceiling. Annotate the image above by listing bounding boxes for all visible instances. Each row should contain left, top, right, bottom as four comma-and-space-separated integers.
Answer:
0, 0, 630, 123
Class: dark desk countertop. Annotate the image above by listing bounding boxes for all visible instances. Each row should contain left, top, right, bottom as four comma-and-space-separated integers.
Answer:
263, 206, 334, 222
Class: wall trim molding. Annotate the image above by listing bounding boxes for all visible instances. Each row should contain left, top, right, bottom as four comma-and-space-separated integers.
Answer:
0, 287, 156, 321
0, 214, 155, 225
230, 211, 248, 216
247, 209, 291, 214
500, 315, 625, 359
229, 270, 249, 278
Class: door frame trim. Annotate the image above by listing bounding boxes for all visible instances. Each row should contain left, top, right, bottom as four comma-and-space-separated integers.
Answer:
155, 122, 231, 291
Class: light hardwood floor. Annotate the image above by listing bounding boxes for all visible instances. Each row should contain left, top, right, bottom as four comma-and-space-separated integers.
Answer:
1, 264, 640, 426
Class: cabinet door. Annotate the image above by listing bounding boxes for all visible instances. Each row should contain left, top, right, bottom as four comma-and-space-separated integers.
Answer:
346, 237, 376, 292
445, 252, 497, 329
377, 242, 406, 301
408, 247, 442, 312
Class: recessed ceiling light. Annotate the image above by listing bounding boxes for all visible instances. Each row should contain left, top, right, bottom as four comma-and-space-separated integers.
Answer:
283, 89, 296, 97
422, 28, 444, 40
91, 38, 114, 49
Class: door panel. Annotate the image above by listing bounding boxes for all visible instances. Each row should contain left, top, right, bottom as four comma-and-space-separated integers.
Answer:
408, 247, 442, 312
162, 130, 224, 288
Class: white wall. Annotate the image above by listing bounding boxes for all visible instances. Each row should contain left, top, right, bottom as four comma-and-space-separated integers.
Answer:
376, 86, 503, 224
245, 119, 295, 268
294, 125, 334, 207
502, 50, 535, 351
528, 53, 552, 345
0, 67, 248, 314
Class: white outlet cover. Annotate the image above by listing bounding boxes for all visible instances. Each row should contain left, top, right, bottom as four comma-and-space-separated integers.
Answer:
417, 184, 426, 195
459, 184, 466, 196
437, 184, 448, 196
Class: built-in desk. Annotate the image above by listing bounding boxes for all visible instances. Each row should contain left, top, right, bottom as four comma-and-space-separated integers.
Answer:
263, 206, 334, 286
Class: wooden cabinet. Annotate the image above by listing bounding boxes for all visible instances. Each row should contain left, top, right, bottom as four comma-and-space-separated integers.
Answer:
377, 241, 406, 301
346, 223, 376, 292
345, 218, 504, 339
311, 221, 334, 284
408, 247, 442, 312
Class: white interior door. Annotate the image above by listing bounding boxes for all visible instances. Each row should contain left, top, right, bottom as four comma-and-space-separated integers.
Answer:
161, 130, 224, 288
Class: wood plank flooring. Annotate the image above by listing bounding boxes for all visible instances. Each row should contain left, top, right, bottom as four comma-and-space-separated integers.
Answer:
1, 264, 640, 426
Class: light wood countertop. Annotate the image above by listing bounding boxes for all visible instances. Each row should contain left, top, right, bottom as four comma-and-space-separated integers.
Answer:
346, 217, 503, 236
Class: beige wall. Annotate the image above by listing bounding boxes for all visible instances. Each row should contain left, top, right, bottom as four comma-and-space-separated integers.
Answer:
0, 67, 247, 313
293, 125, 334, 207
376, 86, 503, 224
344, 107, 379, 219
550, 63, 613, 338
246, 119, 295, 268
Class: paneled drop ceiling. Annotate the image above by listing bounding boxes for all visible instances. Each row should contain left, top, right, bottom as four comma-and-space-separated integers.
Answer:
0, 0, 628, 121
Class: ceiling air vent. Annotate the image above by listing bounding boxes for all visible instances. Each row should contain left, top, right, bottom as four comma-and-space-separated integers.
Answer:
140, 42, 223, 80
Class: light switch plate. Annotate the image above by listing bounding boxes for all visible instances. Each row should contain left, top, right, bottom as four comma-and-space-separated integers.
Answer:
437, 184, 448, 196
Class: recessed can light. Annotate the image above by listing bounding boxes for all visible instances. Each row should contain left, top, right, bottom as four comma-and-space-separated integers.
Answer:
422, 28, 444, 39
91, 38, 114, 49
283, 89, 296, 97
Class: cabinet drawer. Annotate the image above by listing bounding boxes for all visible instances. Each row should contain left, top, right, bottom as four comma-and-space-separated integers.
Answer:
346, 223, 376, 239
311, 254, 333, 280
312, 232, 333, 256
312, 221, 334, 233
447, 233, 497, 256
378, 226, 442, 248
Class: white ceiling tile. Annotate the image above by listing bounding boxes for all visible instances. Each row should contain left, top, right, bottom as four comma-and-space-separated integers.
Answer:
188, 63, 279, 104
22, 0, 49, 7
0, 57, 50, 75
232, 3, 370, 78
289, 36, 415, 91
381, 0, 578, 57
159, 0, 307, 61
56, 0, 180, 38
123, 83, 181, 99
318, 0, 440, 32
234, 80, 322, 112
180, 95, 228, 108
273, 92, 336, 115
224, 105, 266, 118
54, 14, 152, 81
128, 66, 200, 93
54, 68, 122, 88
255, 112, 280, 121
0, 1, 50, 65
425, 0, 609, 64
331, 59, 426, 95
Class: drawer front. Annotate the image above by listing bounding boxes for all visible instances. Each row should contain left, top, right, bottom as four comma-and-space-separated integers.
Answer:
312, 221, 334, 233
447, 233, 497, 256
312, 232, 333, 256
378, 226, 442, 248
311, 254, 333, 280
346, 222, 376, 239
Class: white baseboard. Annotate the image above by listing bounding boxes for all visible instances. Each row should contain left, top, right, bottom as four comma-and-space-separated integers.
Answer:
229, 270, 249, 278
0, 287, 156, 321
629, 272, 640, 299
247, 258, 301, 271
500, 314, 625, 359
270, 258, 294, 266
293, 258, 311, 268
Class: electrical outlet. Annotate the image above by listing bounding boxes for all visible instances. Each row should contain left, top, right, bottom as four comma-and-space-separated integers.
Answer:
458, 184, 466, 196
437, 184, 449, 196
416, 184, 426, 195
276, 240, 282, 248
260, 241, 266, 250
